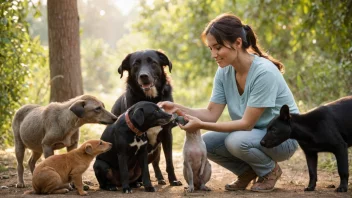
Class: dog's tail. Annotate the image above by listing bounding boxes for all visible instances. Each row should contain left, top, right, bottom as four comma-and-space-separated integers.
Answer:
23, 189, 36, 195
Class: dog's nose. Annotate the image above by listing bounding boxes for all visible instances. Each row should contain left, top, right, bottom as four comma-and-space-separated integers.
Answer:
260, 140, 265, 146
112, 117, 117, 122
139, 74, 149, 80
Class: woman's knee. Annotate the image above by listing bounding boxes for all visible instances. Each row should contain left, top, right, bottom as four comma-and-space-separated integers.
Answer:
202, 131, 227, 153
224, 131, 249, 156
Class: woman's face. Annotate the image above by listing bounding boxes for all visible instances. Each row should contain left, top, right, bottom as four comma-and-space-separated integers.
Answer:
206, 34, 237, 68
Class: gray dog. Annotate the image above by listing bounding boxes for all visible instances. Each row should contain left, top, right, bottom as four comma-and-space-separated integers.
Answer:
178, 117, 211, 193
12, 94, 117, 188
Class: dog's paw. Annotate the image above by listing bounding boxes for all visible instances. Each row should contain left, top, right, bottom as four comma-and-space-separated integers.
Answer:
200, 185, 211, 191
170, 180, 182, 186
123, 187, 132, 193
16, 183, 25, 188
101, 185, 118, 191
335, 186, 348, 192
304, 186, 315, 191
144, 186, 156, 192
184, 186, 195, 193
158, 180, 167, 185
78, 191, 88, 196
130, 181, 142, 188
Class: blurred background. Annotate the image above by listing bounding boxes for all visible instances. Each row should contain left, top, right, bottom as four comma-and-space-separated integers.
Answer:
1, 0, 351, 160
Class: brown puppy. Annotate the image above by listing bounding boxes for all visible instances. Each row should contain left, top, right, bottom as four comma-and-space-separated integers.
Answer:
12, 94, 117, 188
24, 140, 112, 195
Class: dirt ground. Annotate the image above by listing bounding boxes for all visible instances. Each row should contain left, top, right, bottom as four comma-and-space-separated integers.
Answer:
0, 148, 351, 198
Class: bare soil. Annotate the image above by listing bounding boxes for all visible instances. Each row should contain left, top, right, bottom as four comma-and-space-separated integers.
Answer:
0, 148, 351, 198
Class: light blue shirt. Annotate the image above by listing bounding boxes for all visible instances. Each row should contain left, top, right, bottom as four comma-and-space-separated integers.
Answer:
210, 54, 299, 129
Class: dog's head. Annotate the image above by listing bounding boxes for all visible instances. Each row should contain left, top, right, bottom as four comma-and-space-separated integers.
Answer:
118, 50, 172, 98
81, 139, 112, 156
127, 101, 174, 132
260, 105, 292, 148
69, 95, 118, 124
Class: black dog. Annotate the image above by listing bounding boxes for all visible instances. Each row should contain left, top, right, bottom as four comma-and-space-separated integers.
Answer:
93, 101, 175, 193
111, 49, 182, 186
260, 96, 352, 192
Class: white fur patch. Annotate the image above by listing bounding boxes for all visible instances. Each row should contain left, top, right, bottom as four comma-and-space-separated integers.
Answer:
144, 86, 158, 98
129, 136, 147, 155
147, 126, 162, 146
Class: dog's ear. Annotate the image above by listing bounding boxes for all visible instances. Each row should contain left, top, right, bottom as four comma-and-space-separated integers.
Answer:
85, 143, 93, 155
118, 53, 132, 78
279, 105, 291, 121
69, 100, 85, 118
132, 108, 145, 126
156, 50, 172, 73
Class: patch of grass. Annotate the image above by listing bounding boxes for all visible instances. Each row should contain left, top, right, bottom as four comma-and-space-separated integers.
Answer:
317, 148, 352, 173
0, 164, 8, 172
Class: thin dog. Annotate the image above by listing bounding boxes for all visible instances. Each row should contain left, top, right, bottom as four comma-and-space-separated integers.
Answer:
176, 116, 212, 193
111, 49, 181, 186
94, 101, 175, 193
12, 94, 117, 188
24, 139, 112, 195
260, 96, 352, 192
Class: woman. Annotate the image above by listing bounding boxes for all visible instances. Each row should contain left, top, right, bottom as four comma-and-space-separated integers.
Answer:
158, 13, 299, 192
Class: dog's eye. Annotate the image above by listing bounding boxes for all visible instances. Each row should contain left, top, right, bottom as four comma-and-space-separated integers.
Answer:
152, 61, 158, 66
99, 141, 103, 145
94, 107, 102, 112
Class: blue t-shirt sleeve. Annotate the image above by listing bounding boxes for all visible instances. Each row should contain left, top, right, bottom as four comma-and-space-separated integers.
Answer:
210, 68, 226, 104
247, 71, 278, 107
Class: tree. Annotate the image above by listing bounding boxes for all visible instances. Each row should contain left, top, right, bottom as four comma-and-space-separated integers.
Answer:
47, 0, 83, 102
0, 0, 46, 148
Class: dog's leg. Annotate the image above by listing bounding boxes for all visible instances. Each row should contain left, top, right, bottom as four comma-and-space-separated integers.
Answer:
183, 161, 194, 193
71, 174, 87, 196
152, 146, 166, 185
28, 151, 42, 174
139, 146, 155, 192
199, 161, 211, 191
334, 147, 349, 192
66, 130, 79, 152
304, 151, 318, 191
15, 141, 26, 188
42, 144, 54, 158
161, 127, 182, 186
118, 154, 132, 193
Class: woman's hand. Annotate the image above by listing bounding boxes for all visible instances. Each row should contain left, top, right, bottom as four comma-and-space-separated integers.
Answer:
157, 101, 185, 116
179, 114, 202, 131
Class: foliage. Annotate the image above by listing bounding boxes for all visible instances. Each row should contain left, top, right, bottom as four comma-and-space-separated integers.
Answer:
0, 0, 46, 148
134, 0, 352, 110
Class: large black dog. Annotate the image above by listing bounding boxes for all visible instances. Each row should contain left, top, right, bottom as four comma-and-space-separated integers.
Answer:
93, 101, 175, 193
260, 96, 352, 192
110, 50, 182, 186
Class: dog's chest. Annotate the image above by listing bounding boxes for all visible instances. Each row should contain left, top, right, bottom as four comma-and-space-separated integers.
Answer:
146, 126, 162, 146
129, 135, 148, 155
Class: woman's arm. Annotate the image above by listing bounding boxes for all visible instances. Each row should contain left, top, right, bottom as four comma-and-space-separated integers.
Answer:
158, 101, 225, 122
180, 106, 265, 132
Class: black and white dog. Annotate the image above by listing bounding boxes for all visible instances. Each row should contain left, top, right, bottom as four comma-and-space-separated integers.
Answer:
111, 49, 182, 186
93, 101, 175, 193
261, 96, 352, 192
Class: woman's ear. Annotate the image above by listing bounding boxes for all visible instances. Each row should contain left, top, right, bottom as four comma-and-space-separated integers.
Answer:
234, 37, 243, 49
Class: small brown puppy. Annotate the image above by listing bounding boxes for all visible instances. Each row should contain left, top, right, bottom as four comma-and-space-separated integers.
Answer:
12, 94, 117, 188
24, 140, 112, 196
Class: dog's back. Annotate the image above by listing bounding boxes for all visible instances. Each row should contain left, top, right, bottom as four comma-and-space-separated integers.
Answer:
12, 104, 42, 146
322, 96, 352, 145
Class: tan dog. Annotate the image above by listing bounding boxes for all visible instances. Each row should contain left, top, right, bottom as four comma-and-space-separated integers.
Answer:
24, 139, 112, 195
12, 94, 117, 188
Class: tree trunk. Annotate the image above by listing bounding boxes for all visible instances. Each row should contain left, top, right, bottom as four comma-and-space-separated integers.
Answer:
47, 0, 83, 102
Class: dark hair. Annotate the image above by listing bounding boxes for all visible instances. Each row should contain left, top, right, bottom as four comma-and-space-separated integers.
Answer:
201, 13, 284, 73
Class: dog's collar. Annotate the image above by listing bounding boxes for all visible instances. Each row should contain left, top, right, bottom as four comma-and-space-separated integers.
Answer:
125, 110, 144, 136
